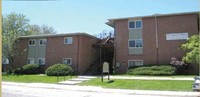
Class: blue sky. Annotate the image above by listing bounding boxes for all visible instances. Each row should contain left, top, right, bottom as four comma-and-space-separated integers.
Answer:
2, 0, 200, 36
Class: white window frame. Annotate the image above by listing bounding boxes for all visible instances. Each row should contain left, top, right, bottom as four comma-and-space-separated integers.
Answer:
28, 39, 36, 46
39, 39, 47, 46
38, 58, 45, 65
2, 58, 9, 64
128, 20, 142, 29
27, 58, 35, 64
64, 37, 73, 44
128, 39, 143, 48
128, 60, 143, 68
63, 58, 72, 65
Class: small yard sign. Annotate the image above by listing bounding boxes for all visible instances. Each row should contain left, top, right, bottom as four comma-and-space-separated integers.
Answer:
101, 62, 110, 82
103, 62, 109, 73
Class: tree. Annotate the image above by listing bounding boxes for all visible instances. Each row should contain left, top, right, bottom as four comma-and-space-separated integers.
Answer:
181, 35, 200, 75
27, 24, 41, 35
28, 24, 56, 35
41, 24, 56, 34
2, 12, 30, 72
181, 35, 200, 64
2, 12, 57, 72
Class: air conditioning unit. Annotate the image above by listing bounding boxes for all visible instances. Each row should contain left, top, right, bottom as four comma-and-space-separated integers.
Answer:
192, 76, 200, 91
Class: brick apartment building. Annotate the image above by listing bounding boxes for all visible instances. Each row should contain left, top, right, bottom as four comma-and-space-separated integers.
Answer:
2, 11, 199, 74
3, 33, 99, 74
106, 11, 199, 74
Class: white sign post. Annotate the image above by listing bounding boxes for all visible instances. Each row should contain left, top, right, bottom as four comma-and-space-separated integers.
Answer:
102, 62, 110, 82
103, 62, 109, 73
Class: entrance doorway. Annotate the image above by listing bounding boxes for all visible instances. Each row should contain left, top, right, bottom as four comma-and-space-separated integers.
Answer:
85, 37, 114, 75
100, 45, 114, 74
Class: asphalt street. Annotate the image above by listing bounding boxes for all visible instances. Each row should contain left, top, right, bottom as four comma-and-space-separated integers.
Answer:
3, 83, 167, 97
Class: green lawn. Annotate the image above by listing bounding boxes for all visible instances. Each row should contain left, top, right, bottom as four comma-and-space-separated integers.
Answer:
79, 78, 194, 91
112, 74, 196, 78
2, 74, 73, 83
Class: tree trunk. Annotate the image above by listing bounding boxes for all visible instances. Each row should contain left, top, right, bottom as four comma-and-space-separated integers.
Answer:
8, 56, 14, 73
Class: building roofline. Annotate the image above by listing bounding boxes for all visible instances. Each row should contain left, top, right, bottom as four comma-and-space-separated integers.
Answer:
20, 32, 98, 39
106, 11, 200, 27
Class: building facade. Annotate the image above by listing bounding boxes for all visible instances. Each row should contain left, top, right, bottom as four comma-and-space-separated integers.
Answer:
2, 11, 199, 75
11, 33, 99, 74
107, 12, 199, 74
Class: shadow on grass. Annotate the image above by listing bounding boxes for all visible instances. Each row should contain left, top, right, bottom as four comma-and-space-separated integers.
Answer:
106, 80, 114, 83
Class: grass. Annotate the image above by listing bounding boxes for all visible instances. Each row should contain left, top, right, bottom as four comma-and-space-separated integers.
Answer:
2, 74, 73, 83
112, 74, 196, 78
79, 78, 194, 91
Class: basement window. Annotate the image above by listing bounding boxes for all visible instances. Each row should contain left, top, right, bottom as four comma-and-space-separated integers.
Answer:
63, 58, 72, 65
27, 58, 34, 64
2, 58, 9, 64
128, 60, 143, 68
38, 58, 45, 65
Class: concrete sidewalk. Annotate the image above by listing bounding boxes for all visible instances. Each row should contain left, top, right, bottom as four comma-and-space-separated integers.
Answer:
58, 76, 97, 85
58, 75, 194, 85
3, 82, 200, 97
104, 76, 194, 80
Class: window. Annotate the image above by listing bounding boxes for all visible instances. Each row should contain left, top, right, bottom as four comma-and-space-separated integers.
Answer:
63, 58, 72, 65
27, 58, 34, 64
38, 58, 45, 65
136, 21, 142, 28
39, 39, 47, 45
2, 58, 9, 64
128, 60, 143, 68
64, 37, 73, 44
29, 39, 36, 46
129, 39, 143, 48
129, 21, 135, 28
128, 20, 142, 29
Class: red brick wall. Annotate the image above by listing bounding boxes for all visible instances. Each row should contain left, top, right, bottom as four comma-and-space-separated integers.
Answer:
46, 35, 99, 74
78, 36, 99, 74
13, 38, 28, 68
155, 14, 199, 64
13, 35, 99, 74
114, 19, 129, 73
46, 36, 79, 70
114, 13, 199, 74
143, 14, 199, 65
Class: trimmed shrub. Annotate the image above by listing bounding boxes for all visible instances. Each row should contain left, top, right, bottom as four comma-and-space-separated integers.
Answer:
45, 64, 74, 76
127, 65, 175, 76
13, 67, 23, 75
22, 64, 40, 74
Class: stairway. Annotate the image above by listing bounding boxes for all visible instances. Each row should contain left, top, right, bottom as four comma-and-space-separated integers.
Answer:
84, 61, 101, 75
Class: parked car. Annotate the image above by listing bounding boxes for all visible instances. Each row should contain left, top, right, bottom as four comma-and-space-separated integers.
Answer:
192, 76, 200, 91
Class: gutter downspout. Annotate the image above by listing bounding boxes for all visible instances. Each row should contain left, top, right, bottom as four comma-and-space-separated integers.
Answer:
155, 15, 159, 65
113, 21, 117, 74
77, 35, 80, 76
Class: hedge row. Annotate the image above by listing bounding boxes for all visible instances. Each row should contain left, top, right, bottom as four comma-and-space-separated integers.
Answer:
127, 65, 175, 76
13, 63, 74, 76
13, 64, 42, 75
